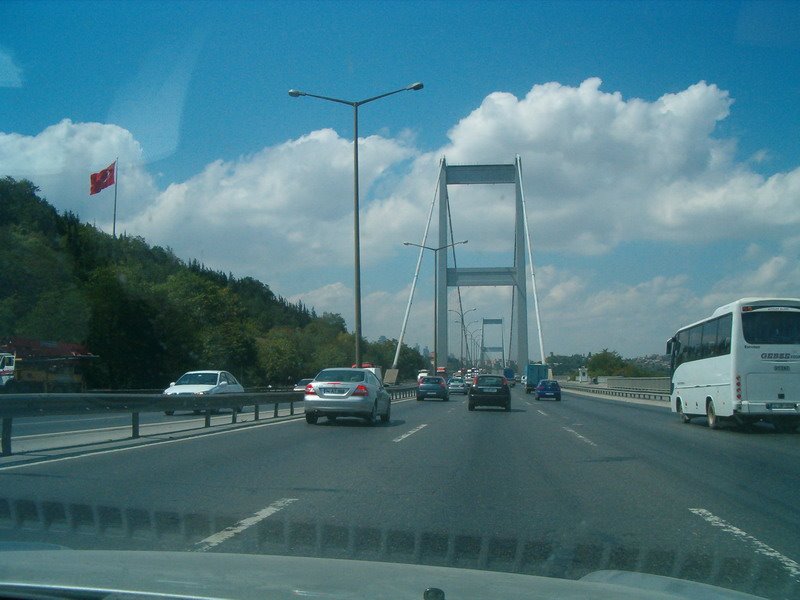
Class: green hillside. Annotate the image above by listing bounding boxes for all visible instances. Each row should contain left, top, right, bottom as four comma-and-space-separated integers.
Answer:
0, 177, 426, 388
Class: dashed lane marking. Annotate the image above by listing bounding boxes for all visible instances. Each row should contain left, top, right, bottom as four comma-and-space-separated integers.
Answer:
562, 426, 597, 447
689, 508, 800, 581
393, 423, 428, 443
194, 498, 298, 552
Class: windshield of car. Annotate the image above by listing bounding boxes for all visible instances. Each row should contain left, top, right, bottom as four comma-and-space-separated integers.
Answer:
175, 372, 218, 386
2, 2, 798, 599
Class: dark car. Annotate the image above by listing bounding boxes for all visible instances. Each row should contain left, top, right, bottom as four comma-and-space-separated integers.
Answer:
534, 379, 561, 401
417, 376, 449, 401
468, 374, 511, 411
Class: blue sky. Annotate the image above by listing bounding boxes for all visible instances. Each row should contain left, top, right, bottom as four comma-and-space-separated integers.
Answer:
1, 0, 799, 360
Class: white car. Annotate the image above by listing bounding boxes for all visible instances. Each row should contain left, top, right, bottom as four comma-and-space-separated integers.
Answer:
163, 370, 244, 415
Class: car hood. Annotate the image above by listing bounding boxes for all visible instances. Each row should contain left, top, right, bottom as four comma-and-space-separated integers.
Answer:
163, 384, 215, 395
0, 550, 763, 600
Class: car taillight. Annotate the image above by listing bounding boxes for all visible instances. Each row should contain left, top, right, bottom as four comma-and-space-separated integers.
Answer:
353, 384, 369, 397
305, 383, 317, 396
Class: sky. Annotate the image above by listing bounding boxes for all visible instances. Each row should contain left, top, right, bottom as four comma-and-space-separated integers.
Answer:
1, 0, 799, 361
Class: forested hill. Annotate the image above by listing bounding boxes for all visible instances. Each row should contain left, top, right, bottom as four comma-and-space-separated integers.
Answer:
0, 177, 426, 388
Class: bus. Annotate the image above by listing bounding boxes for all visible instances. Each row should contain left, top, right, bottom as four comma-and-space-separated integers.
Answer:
666, 297, 800, 431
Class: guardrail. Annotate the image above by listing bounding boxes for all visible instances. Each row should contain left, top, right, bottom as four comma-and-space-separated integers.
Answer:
560, 382, 670, 403
0, 385, 418, 456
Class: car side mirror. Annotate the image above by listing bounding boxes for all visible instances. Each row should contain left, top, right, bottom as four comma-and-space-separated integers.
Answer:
218, 381, 228, 387
169, 382, 175, 387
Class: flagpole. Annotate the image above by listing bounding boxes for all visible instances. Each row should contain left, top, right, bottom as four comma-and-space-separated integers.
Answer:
112, 158, 119, 239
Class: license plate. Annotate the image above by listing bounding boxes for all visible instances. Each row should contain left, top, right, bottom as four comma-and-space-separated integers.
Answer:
768, 402, 796, 410
322, 387, 345, 395
479, 387, 498, 393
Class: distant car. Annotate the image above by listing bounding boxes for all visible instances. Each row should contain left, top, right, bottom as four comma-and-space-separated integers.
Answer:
447, 376, 468, 395
468, 374, 511, 411
163, 370, 245, 415
304, 367, 390, 425
534, 379, 561, 401
417, 376, 449, 401
293, 378, 313, 392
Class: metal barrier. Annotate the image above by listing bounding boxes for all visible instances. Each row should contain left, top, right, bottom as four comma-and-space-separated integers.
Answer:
0, 385, 417, 456
560, 382, 669, 403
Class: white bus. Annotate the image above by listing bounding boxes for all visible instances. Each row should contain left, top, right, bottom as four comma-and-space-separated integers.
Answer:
666, 297, 800, 431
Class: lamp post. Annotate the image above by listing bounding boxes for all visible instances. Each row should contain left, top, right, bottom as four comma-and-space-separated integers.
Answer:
449, 307, 476, 369
289, 82, 424, 366
403, 240, 468, 371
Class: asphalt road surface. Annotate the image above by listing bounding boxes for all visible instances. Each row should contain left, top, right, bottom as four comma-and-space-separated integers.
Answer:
1, 388, 798, 599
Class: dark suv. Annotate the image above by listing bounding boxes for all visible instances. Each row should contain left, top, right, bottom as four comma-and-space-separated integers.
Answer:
468, 374, 511, 411
534, 379, 561, 401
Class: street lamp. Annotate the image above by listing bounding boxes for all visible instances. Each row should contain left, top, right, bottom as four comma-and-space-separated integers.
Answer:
403, 240, 468, 371
449, 307, 476, 369
289, 82, 424, 366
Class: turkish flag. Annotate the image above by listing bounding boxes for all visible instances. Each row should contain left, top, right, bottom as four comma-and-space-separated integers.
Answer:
90, 162, 116, 195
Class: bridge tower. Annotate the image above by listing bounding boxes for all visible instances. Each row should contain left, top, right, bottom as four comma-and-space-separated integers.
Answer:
435, 157, 530, 371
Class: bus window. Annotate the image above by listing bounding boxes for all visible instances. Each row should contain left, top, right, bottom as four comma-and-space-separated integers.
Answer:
742, 311, 800, 345
716, 314, 732, 355
701, 319, 718, 358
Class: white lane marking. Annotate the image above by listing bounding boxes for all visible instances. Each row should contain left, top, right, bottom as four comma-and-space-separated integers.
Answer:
562, 426, 597, 447
393, 423, 428, 443
537, 410, 548, 416
689, 508, 800, 581
0, 414, 305, 471
194, 498, 297, 552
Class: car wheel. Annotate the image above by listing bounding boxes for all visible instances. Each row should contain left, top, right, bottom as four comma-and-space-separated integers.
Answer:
364, 402, 377, 425
327, 415, 337, 422
505, 401, 511, 412
677, 399, 691, 424
164, 410, 174, 416
381, 401, 391, 423
555, 396, 561, 402
416, 395, 422, 401
305, 413, 318, 425
468, 402, 475, 411
706, 400, 719, 430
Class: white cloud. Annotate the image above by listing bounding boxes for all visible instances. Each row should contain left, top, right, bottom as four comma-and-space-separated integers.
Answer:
5, 78, 800, 358
0, 48, 22, 88
0, 119, 157, 229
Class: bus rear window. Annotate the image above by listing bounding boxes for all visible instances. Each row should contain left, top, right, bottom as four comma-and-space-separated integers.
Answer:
742, 311, 800, 344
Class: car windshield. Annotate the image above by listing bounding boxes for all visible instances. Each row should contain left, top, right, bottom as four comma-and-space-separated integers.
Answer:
175, 372, 218, 386
2, 2, 797, 599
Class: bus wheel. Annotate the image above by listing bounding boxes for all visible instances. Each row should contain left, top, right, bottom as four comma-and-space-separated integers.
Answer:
706, 400, 720, 430
677, 399, 691, 424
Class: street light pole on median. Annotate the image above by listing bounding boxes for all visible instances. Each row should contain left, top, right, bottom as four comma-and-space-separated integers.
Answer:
289, 83, 424, 367
403, 240, 468, 373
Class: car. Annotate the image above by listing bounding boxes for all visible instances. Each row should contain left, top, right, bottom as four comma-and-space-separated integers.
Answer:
534, 379, 561, 401
468, 374, 511, 411
304, 367, 391, 425
293, 378, 313, 392
447, 376, 468, 395
163, 370, 245, 415
417, 375, 449, 401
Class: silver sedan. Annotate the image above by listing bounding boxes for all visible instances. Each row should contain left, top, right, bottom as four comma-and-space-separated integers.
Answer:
304, 367, 391, 425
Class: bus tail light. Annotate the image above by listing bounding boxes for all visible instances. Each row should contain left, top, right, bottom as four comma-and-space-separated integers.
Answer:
736, 374, 742, 400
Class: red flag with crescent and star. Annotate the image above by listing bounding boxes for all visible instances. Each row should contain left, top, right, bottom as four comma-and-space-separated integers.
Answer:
89, 162, 116, 195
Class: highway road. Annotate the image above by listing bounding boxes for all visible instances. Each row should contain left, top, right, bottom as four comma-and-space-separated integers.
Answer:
1, 388, 798, 599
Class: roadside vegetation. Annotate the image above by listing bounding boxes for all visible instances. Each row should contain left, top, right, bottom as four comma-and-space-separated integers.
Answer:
0, 177, 427, 389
